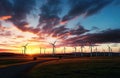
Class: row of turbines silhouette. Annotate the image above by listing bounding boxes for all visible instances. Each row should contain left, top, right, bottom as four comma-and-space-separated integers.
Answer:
21, 42, 120, 57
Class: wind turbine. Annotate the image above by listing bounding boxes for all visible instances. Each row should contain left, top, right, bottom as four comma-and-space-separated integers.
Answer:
44, 48, 46, 55
107, 45, 111, 56
63, 47, 66, 55
21, 48, 23, 54
102, 48, 105, 56
80, 45, 84, 56
110, 48, 112, 56
74, 47, 77, 56
95, 47, 98, 56
119, 48, 120, 56
22, 43, 29, 55
89, 43, 94, 57
40, 47, 42, 54
49, 40, 57, 56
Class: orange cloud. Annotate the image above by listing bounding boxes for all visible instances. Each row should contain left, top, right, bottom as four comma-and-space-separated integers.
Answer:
0, 49, 17, 53
0, 15, 12, 20
60, 21, 67, 25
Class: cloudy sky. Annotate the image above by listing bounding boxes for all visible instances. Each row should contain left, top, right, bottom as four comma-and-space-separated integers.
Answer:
0, 0, 120, 54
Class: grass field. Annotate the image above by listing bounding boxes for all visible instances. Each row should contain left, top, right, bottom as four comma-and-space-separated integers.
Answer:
0, 57, 33, 68
0, 56, 57, 68
26, 56, 120, 78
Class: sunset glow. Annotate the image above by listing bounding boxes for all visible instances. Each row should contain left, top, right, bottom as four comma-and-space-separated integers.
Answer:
0, 0, 120, 54
0, 16, 12, 21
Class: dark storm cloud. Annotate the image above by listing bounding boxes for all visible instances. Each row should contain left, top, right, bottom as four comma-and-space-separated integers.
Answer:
9, 0, 36, 31
51, 25, 69, 38
61, 29, 120, 46
38, 0, 61, 33
0, 0, 119, 47
58, 25, 89, 46
62, 35, 86, 46
0, 0, 36, 31
69, 25, 89, 35
62, 0, 113, 22
84, 29, 120, 43
49, 24, 89, 41
0, 0, 13, 16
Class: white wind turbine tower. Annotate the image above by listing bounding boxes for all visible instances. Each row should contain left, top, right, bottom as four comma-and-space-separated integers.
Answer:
49, 40, 57, 56
107, 45, 111, 56
40, 47, 42, 54
63, 47, 66, 55
22, 43, 29, 55
89, 43, 93, 57
119, 48, 120, 56
102, 48, 106, 56
80, 45, 84, 56
44, 48, 46, 55
110, 48, 112, 56
74, 47, 77, 56
95, 47, 98, 56
94, 47, 98, 56
21, 48, 23, 54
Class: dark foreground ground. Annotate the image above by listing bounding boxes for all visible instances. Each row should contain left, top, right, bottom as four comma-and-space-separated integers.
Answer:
0, 57, 56, 78
25, 56, 120, 78
0, 56, 120, 78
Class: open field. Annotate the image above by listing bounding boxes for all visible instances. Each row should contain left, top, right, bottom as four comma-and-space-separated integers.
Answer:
0, 56, 58, 78
26, 56, 120, 78
0, 56, 57, 68
0, 57, 34, 68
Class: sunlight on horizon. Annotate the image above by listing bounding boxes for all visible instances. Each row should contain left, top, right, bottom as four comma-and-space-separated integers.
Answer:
1, 43, 118, 55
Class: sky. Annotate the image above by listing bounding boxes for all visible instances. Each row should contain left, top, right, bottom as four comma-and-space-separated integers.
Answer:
0, 0, 120, 54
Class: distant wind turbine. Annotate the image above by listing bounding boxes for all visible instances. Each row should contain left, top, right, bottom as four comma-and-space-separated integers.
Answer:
63, 47, 66, 55
74, 47, 77, 56
110, 48, 112, 56
80, 45, 84, 56
102, 48, 106, 56
22, 43, 29, 55
49, 40, 57, 56
44, 48, 46, 55
107, 45, 111, 56
95, 47, 98, 56
89, 43, 94, 57
40, 47, 42, 54
119, 48, 120, 56
21, 48, 23, 54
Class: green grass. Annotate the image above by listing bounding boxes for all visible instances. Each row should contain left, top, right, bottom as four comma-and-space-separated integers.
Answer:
26, 57, 120, 78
